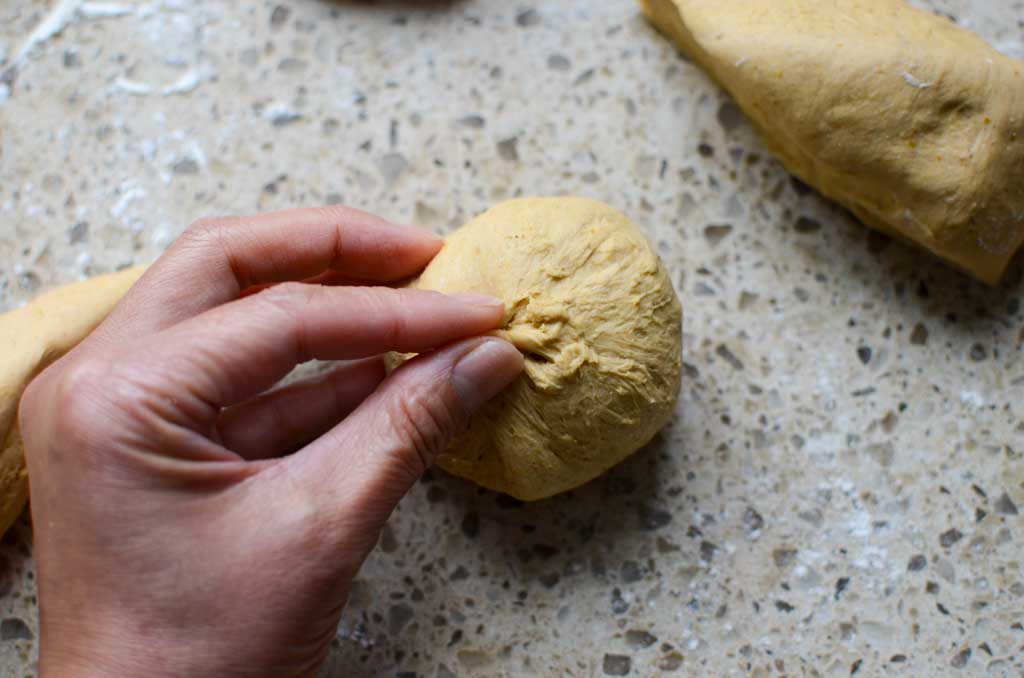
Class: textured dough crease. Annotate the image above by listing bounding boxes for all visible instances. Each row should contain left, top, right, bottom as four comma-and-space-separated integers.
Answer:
410, 197, 683, 500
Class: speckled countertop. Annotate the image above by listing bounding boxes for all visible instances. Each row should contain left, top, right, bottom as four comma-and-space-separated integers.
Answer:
2, 1, 1024, 676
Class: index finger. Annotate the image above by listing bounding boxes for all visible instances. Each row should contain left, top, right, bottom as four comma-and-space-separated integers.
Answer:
97, 206, 443, 342
121, 284, 506, 424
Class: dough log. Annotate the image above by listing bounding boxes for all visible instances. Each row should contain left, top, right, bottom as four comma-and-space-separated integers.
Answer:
0, 266, 145, 536
410, 197, 683, 500
641, 0, 1024, 283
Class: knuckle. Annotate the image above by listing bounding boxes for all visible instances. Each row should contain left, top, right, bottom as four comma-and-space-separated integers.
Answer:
182, 216, 228, 242
177, 216, 242, 261
178, 216, 264, 290
351, 284, 392, 306
384, 389, 459, 480
35, 359, 111, 450
312, 204, 354, 224
259, 280, 316, 305
355, 287, 407, 345
256, 283, 322, 361
257, 281, 321, 322
18, 373, 49, 423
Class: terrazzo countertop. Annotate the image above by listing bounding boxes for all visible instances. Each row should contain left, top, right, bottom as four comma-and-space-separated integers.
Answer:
2, 1, 1024, 676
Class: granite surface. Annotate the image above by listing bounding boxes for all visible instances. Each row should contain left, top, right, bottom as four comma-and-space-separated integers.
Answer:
2, 0, 1024, 676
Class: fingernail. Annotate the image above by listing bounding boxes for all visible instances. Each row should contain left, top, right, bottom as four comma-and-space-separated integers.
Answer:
451, 338, 524, 412
449, 292, 505, 309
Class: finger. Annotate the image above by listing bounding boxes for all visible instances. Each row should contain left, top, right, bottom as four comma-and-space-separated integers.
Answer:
97, 206, 443, 340
238, 270, 391, 299
216, 358, 386, 460
133, 285, 505, 424
290, 336, 523, 541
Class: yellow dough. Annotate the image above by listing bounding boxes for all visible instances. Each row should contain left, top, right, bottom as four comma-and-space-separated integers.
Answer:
640, 0, 1024, 283
0, 266, 145, 536
410, 197, 683, 500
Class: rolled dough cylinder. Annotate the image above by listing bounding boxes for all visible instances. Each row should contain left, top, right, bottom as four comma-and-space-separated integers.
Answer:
410, 197, 683, 500
640, 0, 1024, 283
0, 266, 145, 536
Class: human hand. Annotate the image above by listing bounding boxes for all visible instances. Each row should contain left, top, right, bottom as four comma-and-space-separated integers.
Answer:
18, 207, 523, 677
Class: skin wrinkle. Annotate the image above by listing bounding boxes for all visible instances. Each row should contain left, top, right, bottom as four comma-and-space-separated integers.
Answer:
146, 344, 234, 424
280, 285, 320, 367
326, 216, 350, 275
219, 221, 261, 293
188, 217, 249, 298
388, 395, 438, 481
375, 288, 415, 350
62, 376, 227, 487
386, 361, 461, 479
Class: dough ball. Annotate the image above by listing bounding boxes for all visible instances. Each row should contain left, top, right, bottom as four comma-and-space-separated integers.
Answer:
641, 0, 1024, 283
410, 197, 683, 500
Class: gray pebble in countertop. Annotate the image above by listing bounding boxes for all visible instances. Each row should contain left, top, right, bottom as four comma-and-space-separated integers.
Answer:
1, 1, 1023, 676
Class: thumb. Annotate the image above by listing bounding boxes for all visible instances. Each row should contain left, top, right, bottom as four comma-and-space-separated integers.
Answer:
293, 336, 522, 538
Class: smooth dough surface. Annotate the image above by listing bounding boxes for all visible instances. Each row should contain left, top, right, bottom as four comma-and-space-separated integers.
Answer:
641, 0, 1024, 283
0, 266, 145, 536
410, 197, 683, 500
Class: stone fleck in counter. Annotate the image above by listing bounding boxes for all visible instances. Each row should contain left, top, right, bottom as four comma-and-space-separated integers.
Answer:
1, 1, 1023, 676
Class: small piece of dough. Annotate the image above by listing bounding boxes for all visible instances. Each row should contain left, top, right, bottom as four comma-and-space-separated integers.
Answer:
640, 0, 1024, 283
0, 266, 145, 535
410, 197, 683, 500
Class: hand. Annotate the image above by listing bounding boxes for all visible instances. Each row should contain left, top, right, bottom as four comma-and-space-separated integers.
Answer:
18, 207, 523, 677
